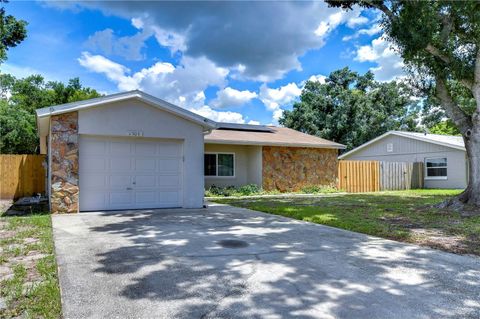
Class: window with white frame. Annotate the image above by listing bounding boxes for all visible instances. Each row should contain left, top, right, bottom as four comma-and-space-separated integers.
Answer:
425, 157, 447, 179
204, 153, 234, 177
386, 143, 393, 152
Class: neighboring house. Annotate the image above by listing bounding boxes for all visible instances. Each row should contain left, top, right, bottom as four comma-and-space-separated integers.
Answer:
339, 131, 467, 189
36, 90, 344, 213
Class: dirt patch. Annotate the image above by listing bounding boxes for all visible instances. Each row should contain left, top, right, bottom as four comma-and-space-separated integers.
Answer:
3, 251, 46, 288
0, 265, 13, 281
0, 200, 13, 214
379, 216, 420, 229
23, 238, 39, 245
410, 228, 469, 254
0, 230, 16, 240
11, 251, 48, 264
0, 226, 35, 240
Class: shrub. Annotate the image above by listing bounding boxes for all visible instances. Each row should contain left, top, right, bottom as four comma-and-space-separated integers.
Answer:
237, 184, 261, 196
300, 185, 338, 194
205, 185, 236, 197
205, 184, 262, 197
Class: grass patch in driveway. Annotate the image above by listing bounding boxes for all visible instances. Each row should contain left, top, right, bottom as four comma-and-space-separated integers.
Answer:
212, 189, 480, 256
0, 212, 61, 319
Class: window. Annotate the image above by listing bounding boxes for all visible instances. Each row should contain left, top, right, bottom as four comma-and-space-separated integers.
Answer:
425, 157, 447, 179
204, 154, 217, 176
204, 153, 234, 177
386, 143, 393, 152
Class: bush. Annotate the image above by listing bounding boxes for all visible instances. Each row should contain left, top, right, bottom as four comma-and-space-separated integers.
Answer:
237, 184, 261, 196
300, 185, 338, 194
205, 184, 262, 197
205, 185, 236, 197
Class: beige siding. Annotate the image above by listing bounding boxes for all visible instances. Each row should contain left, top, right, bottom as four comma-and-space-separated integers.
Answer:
342, 135, 467, 189
204, 144, 262, 188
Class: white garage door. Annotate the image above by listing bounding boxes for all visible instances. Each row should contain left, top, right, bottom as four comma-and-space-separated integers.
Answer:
79, 135, 183, 211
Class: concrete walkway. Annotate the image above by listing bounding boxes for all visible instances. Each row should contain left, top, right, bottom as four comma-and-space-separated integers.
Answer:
52, 203, 480, 319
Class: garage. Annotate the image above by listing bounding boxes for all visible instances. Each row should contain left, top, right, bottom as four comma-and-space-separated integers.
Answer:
36, 90, 216, 213
79, 136, 183, 211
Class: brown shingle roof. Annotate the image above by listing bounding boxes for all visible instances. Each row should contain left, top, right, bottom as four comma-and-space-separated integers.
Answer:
205, 126, 345, 149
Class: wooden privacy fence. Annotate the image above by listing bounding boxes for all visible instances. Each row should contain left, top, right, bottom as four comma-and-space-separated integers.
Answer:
0, 155, 46, 199
338, 160, 424, 193
338, 160, 380, 193
380, 161, 424, 190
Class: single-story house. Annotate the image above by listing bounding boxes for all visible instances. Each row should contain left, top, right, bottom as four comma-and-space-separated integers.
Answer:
36, 90, 345, 213
339, 131, 467, 189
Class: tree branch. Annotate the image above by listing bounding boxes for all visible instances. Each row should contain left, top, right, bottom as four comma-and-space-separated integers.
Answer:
435, 75, 472, 133
474, 47, 480, 113
425, 44, 451, 64
424, 44, 474, 90
423, 12, 474, 91
439, 13, 453, 43
363, 0, 394, 20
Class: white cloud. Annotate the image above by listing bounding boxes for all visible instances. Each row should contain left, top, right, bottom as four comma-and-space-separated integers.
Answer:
210, 87, 257, 108
272, 109, 284, 122
85, 28, 149, 61
314, 12, 345, 37
248, 120, 260, 125
315, 8, 366, 37
131, 17, 144, 29
78, 52, 134, 87
356, 45, 378, 62
259, 82, 302, 111
190, 105, 246, 123
307, 74, 327, 84
346, 15, 369, 28
258, 74, 327, 123
355, 37, 405, 81
150, 24, 186, 53
259, 82, 303, 123
78, 51, 254, 123
85, 18, 186, 61
78, 52, 228, 107
342, 24, 382, 41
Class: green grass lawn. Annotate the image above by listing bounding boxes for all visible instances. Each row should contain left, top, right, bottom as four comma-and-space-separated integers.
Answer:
213, 189, 480, 256
0, 212, 61, 319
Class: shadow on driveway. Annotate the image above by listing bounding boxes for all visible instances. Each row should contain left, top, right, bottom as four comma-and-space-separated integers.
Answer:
52, 203, 480, 319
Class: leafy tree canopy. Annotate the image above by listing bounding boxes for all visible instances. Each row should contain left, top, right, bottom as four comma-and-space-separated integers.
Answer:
0, 0, 27, 64
429, 120, 460, 136
0, 74, 101, 154
279, 67, 419, 150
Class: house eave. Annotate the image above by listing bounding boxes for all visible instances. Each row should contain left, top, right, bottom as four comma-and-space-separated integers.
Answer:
205, 139, 346, 149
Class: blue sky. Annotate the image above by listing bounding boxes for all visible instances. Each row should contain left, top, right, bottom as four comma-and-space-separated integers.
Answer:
3, 1, 404, 124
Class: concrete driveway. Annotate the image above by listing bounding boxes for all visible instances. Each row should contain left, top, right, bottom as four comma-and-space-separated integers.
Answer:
53, 203, 480, 319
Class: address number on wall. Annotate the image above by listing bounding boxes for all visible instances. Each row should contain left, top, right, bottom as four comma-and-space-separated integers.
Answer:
127, 130, 144, 137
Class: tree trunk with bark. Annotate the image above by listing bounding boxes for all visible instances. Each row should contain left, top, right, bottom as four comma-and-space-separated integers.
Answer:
455, 124, 480, 206
434, 77, 480, 211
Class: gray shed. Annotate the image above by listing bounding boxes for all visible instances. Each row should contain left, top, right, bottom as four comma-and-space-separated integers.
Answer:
339, 131, 467, 189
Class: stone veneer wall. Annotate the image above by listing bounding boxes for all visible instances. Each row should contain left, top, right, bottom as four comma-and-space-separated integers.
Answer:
262, 146, 338, 192
50, 112, 79, 213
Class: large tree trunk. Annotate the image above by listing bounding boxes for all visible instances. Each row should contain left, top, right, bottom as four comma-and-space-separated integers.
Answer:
440, 121, 480, 211
433, 76, 480, 210
458, 131, 480, 206
458, 70, 480, 207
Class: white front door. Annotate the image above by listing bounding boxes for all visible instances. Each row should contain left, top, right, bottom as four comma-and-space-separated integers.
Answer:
79, 135, 183, 211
